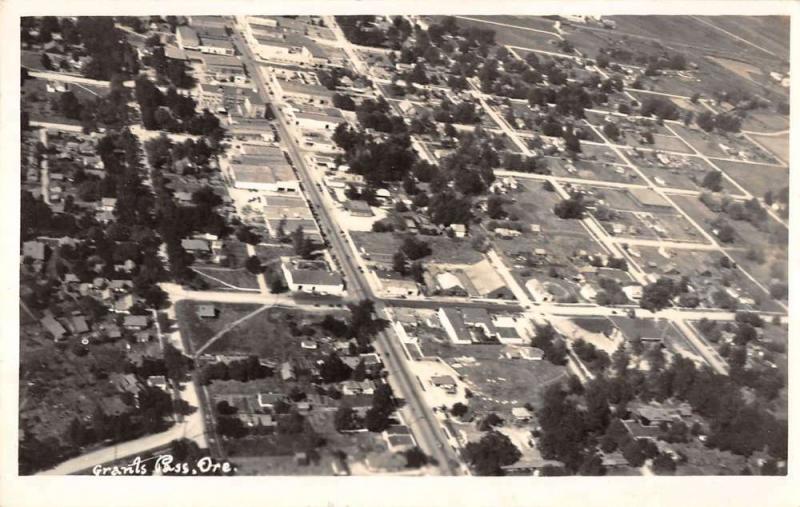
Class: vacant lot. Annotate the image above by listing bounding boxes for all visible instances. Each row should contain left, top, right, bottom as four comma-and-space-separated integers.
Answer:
351, 231, 483, 265
177, 301, 344, 359
748, 133, 789, 166
628, 151, 741, 195
192, 266, 260, 290
669, 124, 778, 164
712, 159, 789, 198
740, 112, 790, 133
610, 316, 683, 343
422, 341, 567, 415
572, 317, 614, 335
451, 16, 564, 54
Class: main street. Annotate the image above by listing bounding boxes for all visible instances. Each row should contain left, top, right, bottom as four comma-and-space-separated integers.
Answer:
233, 22, 463, 475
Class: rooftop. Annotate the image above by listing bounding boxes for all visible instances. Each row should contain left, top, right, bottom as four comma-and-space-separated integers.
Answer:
287, 268, 343, 287
232, 163, 296, 185
276, 79, 334, 98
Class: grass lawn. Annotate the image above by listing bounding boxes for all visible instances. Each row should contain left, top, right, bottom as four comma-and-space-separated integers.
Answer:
572, 317, 614, 335
456, 353, 568, 415
650, 133, 693, 154
177, 300, 347, 360
255, 244, 294, 265
176, 301, 265, 354
192, 266, 260, 290
609, 316, 681, 342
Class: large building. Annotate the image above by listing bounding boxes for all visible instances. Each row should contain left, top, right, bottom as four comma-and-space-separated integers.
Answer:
271, 78, 334, 106
437, 307, 525, 345
199, 54, 247, 84
281, 258, 344, 296
195, 83, 265, 118
176, 26, 200, 51
226, 145, 299, 192
240, 16, 328, 66
286, 105, 344, 131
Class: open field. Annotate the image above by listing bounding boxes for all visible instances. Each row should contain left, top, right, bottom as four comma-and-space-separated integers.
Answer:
741, 111, 790, 133
670, 124, 779, 164
463, 15, 560, 34
176, 301, 344, 359
712, 159, 789, 198
605, 15, 788, 65
351, 231, 483, 265
418, 340, 568, 415
504, 181, 586, 233
193, 266, 260, 290
450, 16, 564, 55
627, 151, 741, 195
571, 317, 614, 335
543, 155, 634, 185
748, 133, 789, 165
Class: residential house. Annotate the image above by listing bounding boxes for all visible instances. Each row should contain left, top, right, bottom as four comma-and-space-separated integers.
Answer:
123, 315, 149, 330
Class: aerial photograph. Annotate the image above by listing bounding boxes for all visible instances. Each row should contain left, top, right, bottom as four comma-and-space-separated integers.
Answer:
17, 14, 789, 478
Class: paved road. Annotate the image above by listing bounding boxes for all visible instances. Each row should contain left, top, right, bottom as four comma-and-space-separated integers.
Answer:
37, 414, 206, 476
27, 69, 133, 88
236, 21, 462, 475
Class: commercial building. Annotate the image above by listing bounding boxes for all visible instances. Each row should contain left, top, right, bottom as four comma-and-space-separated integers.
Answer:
271, 78, 334, 106
230, 163, 298, 192
199, 53, 247, 84
176, 26, 200, 51
286, 106, 344, 131
281, 259, 344, 296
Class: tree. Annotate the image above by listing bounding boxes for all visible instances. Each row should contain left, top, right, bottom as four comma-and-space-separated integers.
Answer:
291, 225, 315, 259
702, 171, 723, 192
463, 430, 521, 475
403, 447, 429, 468
319, 352, 352, 383
553, 194, 586, 219
163, 342, 191, 382
479, 412, 504, 431
451, 402, 469, 418
696, 111, 716, 132
332, 93, 356, 111
409, 261, 425, 284
401, 236, 432, 260
563, 128, 581, 153
334, 406, 360, 432
59, 91, 83, 120
347, 299, 388, 347
392, 250, 408, 275
603, 122, 620, 141
41, 53, 54, 70
486, 195, 506, 219
531, 323, 567, 365
244, 255, 263, 274
640, 278, 677, 312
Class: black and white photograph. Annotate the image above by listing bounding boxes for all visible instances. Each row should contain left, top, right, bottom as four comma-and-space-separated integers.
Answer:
3, 2, 797, 506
